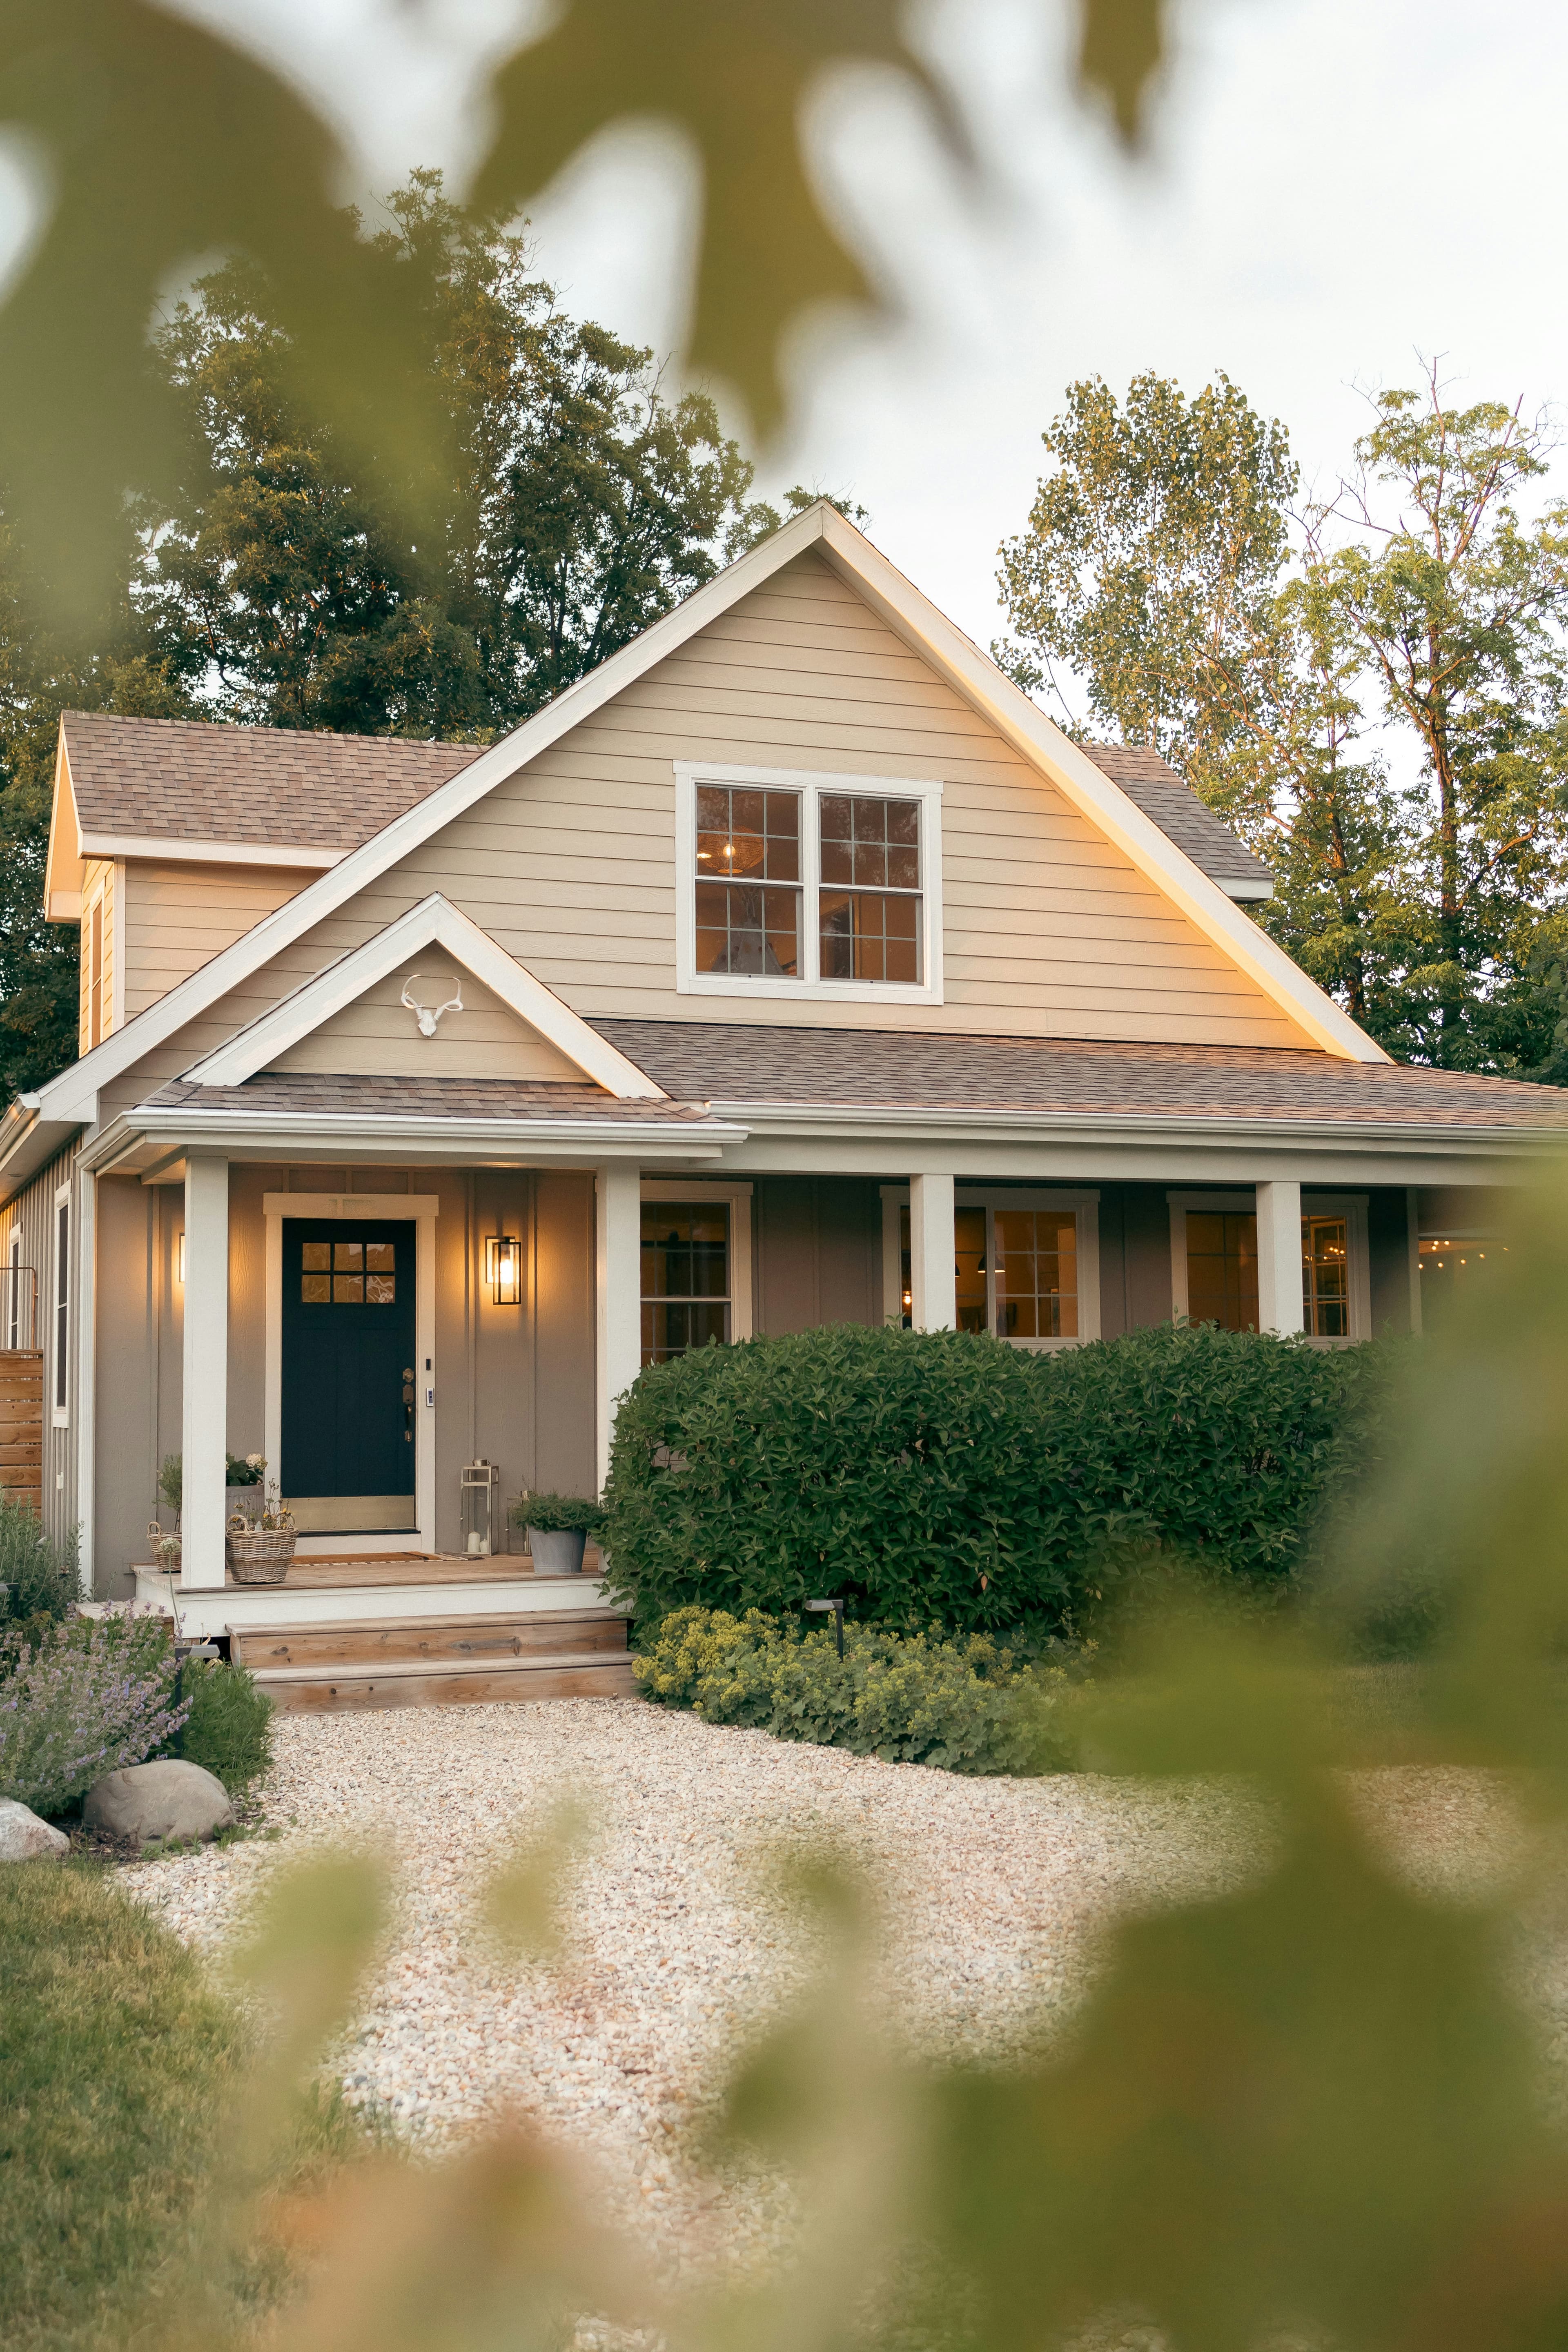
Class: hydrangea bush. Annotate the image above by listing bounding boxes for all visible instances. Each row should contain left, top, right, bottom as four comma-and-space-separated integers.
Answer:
0, 1614, 189, 1817
635, 1604, 1080, 1775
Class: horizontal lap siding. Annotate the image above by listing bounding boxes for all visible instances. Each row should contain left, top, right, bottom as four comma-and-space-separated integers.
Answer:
123, 862, 307, 1017
110, 546, 1312, 1092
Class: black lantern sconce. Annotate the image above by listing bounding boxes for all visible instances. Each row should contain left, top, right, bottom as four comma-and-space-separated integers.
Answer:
486, 1234, 522, 1306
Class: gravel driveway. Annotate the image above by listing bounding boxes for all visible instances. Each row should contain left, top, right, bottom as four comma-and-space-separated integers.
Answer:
119, 1699, 1512, 2283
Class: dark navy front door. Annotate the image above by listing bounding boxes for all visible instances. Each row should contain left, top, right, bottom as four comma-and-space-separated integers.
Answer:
281, 1221, 416, 1531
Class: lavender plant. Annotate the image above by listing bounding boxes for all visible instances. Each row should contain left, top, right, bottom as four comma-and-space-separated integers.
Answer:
0, 1613, 189, 1817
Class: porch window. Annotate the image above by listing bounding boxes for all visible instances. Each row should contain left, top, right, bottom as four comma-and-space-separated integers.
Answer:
1301, 1215, 1350, 1337
1186, 1210, 1259, 1332
680, 765, 941, 1003
898, 1199, 1083, 1343
641, 1201, 731, 1365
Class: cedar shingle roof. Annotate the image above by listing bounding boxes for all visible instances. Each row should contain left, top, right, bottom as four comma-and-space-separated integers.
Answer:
138, 1073, 713, 1123
1080, 744, 1274, 894
589, 1020, 1568, 1132
62, 711, 482, 852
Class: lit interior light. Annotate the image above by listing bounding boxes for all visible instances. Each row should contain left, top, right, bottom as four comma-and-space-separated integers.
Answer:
177, 1232, 185, 1283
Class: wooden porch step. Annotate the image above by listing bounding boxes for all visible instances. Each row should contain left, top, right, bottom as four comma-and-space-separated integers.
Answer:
230, 1606, 628, 1673
249, 1648, 638, 1714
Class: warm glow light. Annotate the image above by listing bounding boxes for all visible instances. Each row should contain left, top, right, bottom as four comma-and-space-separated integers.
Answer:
486, 1234, 522, 1306
177, 1232, 185, 1283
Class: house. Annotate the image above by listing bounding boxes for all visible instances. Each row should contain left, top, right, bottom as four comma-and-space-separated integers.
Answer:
2, 502, 1565, 1688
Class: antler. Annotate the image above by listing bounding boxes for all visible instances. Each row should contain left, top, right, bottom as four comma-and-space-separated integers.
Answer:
400, 973, 464, 1038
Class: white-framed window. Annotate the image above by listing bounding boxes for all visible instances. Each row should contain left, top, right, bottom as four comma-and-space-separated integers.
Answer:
1167, 1189, 1370, 1340
52, 1184, 70, 1423
639, 1180, 753, 1366
6, 1224, 20, 1350
675, 763, 944, 1004
87, 889, 105, 1049
880, 1187, 1100, 1347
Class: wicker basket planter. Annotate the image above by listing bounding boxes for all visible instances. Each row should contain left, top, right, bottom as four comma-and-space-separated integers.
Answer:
225, 1519, 296, 1585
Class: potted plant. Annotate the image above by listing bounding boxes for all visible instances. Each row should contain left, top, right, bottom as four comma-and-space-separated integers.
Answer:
511, 1492, 605, 1575
225, 1450, 267, 1519
154, 1454, 182, 1570
225, 1482, 297, 1585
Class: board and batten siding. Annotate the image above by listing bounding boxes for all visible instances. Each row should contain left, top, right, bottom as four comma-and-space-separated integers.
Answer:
104, 550, 1317, 1085
0, 1138, 83, 1561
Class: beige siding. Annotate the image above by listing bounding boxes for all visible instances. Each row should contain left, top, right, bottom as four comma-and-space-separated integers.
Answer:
121, 859, 307, 1019
269, 969, 586, 1080
78, 858, 115, 1054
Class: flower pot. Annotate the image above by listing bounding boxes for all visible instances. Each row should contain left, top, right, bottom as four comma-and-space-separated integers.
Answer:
226, 1526, 296, 1585
527, 1526, 587, 1575
226, 1483, 263, 1521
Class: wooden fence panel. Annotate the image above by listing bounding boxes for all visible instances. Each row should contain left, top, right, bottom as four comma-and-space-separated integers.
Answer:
0, 1351, 44, 1514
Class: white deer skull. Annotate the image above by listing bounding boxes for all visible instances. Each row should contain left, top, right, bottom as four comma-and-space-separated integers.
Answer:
400, 973, 463, 1038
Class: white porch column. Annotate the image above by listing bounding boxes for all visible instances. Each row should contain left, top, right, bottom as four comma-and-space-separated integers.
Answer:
180, 1155, 229, 1588
1254, 1179, 1304, 1336
74, 1166, 96, 1598
595, 1162, 643, 1491
909, 1172, 957, 1332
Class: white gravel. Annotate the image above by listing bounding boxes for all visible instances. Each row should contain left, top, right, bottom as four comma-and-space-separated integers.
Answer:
118, 1701, 1525, 2285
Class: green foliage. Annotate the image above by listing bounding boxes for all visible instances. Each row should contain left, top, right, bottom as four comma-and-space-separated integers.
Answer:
636, 1604, 1079, 1774
0, 1498, 78, 1627
176, 1657, 274, 1794
0, 1612, 185, 1817
604, 1321, 1390, 1638
512, 1491, 606, 1535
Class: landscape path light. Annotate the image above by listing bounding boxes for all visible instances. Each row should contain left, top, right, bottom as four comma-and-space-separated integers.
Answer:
805, 1596, 845, 1659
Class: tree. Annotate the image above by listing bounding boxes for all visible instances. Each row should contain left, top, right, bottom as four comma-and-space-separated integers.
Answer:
138, 175, 772, 739
998, 368, 1568, 1075
993, 369, 1298, 819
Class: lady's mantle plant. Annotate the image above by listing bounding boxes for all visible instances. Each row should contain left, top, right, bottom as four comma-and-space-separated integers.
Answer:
0, 1613, 189, 1817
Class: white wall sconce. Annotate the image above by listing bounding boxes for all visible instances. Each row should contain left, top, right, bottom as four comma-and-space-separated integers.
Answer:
486, 1234, 522, 1305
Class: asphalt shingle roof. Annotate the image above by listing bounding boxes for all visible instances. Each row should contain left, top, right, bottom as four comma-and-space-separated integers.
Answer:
140, 1074, 714, 1123
588, 1020, 1568, 1132
1080, 744, 1274, 892
62, 712, 482, 853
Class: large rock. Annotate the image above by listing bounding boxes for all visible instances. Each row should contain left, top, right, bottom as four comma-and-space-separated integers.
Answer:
84, 1760, 233, 1845
0, 1797, 69, 1861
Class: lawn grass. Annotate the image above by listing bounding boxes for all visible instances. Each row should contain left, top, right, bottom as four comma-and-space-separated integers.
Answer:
0, 1860, 370, 2351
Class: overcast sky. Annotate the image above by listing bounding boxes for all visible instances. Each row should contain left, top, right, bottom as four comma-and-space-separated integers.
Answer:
15, 0, 1566, 654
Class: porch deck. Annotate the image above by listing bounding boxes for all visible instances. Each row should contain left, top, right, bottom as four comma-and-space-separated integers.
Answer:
130, 1544, 616, 1640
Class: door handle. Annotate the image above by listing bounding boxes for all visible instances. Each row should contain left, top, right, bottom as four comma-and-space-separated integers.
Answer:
403, 1366, 414, 1443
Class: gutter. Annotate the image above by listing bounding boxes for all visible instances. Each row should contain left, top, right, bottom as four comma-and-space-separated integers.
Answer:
0, 1091, 85, 1206
706, 1098, 1568, 1156
106, 1106, 748, 1163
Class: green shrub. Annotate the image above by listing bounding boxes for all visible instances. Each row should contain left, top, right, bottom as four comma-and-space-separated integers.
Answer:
0, 1498, 78, 1628
604, 1322, 1393, 1637
605, 1324, 1065, 1635
511, 1490, 606, 1533
175, 1656, 273, 1793
635, 1604, 1079, 1774
0, 1614, 187, 1816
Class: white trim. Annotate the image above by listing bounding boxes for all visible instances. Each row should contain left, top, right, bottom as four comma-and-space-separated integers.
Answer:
180, 1156, 229, 1587
595, 1162, 642, 1492
1165, 1185, 1370, 1339
184, 895, 665, 1096
640, 1178, 755, 1345
79, 833, 345, 869
111, 862, 126, 1036
1405, 1185, 1423, 1336
261, 1192, 440, 1557
6, 1223, 20, 1350
31, 500, 1385, 1132
673, 762, 944, 1006
51, 1182, 70, 1427
74, 1166, 95, 1593
878, 1182, 1100, 1345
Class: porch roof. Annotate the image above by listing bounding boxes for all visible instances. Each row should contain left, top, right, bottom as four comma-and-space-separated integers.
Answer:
138, 1073, 716, 1123
587, 1020, 1568, 1135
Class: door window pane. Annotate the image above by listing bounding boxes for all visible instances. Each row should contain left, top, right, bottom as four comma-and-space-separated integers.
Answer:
996, 1210, 1078, 1339
1187, 1210, 1259, 1331
301, 1274, 331, 1303
366, 1275, 396, 1304
1301, 1216, 1349, 1336
641, 1202, 731, 1365
302, 1241, 331, 1272
334, 1241, 363, 1271
333, 1274, 365, 1304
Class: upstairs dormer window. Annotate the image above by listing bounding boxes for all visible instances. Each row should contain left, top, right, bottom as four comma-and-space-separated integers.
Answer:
676, 763, 943, 1004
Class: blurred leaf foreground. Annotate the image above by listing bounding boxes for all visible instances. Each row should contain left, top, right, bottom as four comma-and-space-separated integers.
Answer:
140, 1179, 1568, 2352
0, 0, 1167, 634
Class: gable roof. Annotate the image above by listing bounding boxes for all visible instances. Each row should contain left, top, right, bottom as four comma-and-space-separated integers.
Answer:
58, 710, 481, 863
22, 500, 1389, 1141
181, 893, 665, 1097
1080, 746, 1273, 901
